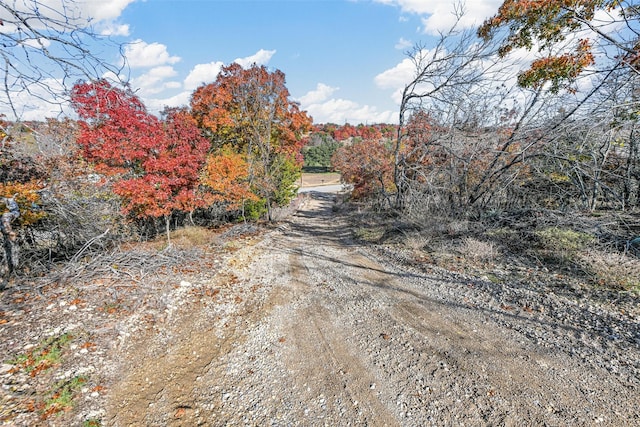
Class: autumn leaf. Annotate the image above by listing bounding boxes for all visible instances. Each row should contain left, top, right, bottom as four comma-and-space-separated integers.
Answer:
71, 81, 209, 220
190, 64, 312, 213
331, 138, 395, 200
478, 0, 623, 90
200, 149, 258, 209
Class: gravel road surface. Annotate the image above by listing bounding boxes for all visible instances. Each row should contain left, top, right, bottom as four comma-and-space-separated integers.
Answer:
105, 192, 640, 426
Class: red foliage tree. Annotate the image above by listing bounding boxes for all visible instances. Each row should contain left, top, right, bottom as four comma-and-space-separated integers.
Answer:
331, 139, 394, 202
71, 80, 208, 222
318, 123, 395, 143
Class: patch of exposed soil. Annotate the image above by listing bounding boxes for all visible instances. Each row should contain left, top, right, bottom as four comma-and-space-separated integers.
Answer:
300, 172, 341, 188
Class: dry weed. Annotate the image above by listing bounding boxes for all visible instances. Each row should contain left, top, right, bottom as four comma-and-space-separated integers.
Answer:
459, 237, 496, 263
579, 250, 640, 291
169, 226, 215, 248
447, 220, 469, 235
403, 232, 430, 252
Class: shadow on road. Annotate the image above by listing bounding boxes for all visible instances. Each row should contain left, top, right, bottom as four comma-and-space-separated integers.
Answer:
274, 191, 640, 358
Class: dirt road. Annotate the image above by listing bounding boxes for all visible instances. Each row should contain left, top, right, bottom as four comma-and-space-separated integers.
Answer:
105, 192, 640, 426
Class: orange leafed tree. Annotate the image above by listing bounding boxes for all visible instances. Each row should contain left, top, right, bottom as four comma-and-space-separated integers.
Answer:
0, 119, 47, 227
0, 181, 45, 226
478, 0, 638, 91
200, 149, 257, 210
191, 63, 311, 156
191, 63, 312, 219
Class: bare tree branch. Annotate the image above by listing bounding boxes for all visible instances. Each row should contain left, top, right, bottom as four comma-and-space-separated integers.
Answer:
0, 0, 128, 119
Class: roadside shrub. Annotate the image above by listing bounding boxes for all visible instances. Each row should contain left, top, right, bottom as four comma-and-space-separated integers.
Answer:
354, 226, 386, 243
458, 237, 496, 263
579, 250, 640, 291
535, 227, 595, 252
242, 199, 267, 221
27, 186, 127, 263
534, 227, 593, 263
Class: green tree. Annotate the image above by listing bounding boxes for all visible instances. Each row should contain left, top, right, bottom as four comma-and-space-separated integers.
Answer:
303, 134, 341, 170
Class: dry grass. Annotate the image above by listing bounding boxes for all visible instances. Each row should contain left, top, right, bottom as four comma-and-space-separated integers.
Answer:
122, 226, 218, 252
354, 226, 386, 243
169, 226, 217, 248
458, 237, 497, 263
579, 250, 640, 291
403, 232, 430, 252
344, 201, 640, 293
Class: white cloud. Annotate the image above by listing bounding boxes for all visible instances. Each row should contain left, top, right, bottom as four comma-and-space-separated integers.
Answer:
297, 83, 338, 106
77, 0, 137, 22
131, 66, 180, 96
591, 8, 625, 34
144, 91, 193, 114
19, 38, 52, 48
371, 0, 419, 13
0, 1, 136, 29
298, 85, 397, 124
132, 49, 279, 115
234, 49, 277, 68
304, 97, 397, 124
183, 49, 277, 91
375, 0, 502, 34
0, 0, 136, 35
374, 56, 416, 90
395, 37, 413, 50
98, 22, 131, 36
124, 39, 181, 68
0, 77, 70, 120
422, 2, 499, 34
183, 61, 224, 91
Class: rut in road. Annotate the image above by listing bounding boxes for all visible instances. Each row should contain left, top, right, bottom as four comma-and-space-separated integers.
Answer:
106, 192, 639, 426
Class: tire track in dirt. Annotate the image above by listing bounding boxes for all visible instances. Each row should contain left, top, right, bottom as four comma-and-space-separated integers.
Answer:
268, 194, 638, 425
104, 242, 276, 427
103, 192, 639, 426
313, 234, 638, 426
281, 244, 398, 426
106, 318, 229, 426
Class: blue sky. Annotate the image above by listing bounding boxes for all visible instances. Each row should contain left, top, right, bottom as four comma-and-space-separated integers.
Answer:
6, 0, 505, 123
122, 0, 422, 123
